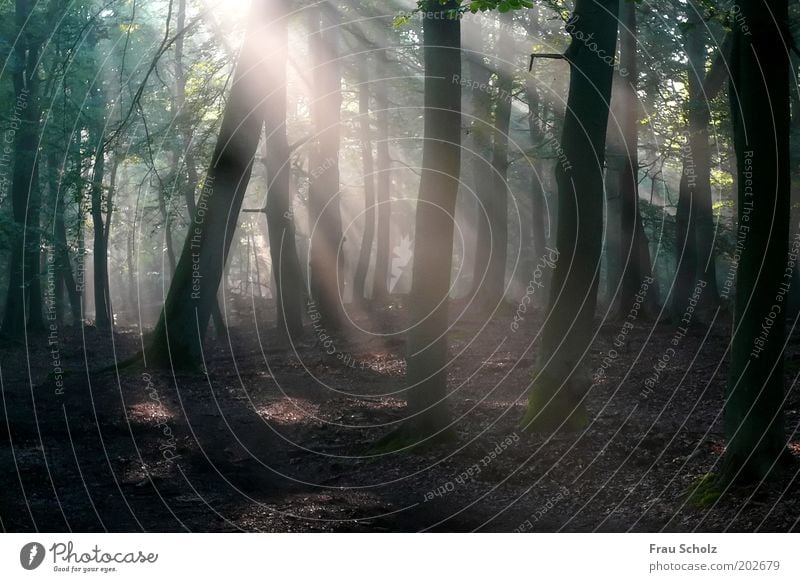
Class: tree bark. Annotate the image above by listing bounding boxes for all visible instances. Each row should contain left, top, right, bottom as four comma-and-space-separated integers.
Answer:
674, 11, 720, 317
720, 0, 789, 484
379, 0, 462, 447
615, 0, 655, 317
90, 135, 112, 333
466, 17, 495, 302
264, 0, 304, 341
522, 0, 619, 431
482, 12, 514, 308
372, 59, 392, 305
146, 2, 270, 367
2, 0, 44, 338
307, 6, 345, 331
353, 59, 377, 307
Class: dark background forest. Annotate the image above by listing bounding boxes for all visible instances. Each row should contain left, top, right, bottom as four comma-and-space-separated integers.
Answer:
0, 0, 799, 532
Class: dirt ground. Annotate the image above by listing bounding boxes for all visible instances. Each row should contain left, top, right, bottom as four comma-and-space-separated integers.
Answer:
1, 300, 799, 532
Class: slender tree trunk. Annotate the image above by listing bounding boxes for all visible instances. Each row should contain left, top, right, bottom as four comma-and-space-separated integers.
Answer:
674, 11, 720, 316
25, 159, 44, 332
157, 182, 177, 276
372, 61, 392, 305
482, 12, 514, 308
524, 10, 551, 305
265, 0, 304, 341
55, 197, 81, 324
146, 2, 270, 367
616, 1, 656, 317
307, 6, 345, 330
126, 224, 136, 321
378, 0, 461, 447
90, 136, 111, 333
353, 59, 376, 307
175, 0, 197, 222
522, 0, 619, 431
719, 0, 789, 484
173, 0, 226, 340
103, 153, 118, 325
467, 17, 495, 301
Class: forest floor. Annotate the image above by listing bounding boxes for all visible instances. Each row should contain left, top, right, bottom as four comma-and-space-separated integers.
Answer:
1, 299, 800, 532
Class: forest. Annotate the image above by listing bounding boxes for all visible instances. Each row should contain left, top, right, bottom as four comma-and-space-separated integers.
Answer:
0, 0, 798, 533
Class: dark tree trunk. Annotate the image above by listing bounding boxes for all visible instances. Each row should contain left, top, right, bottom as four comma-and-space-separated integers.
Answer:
264, 0, 304, 341
378, 0, 461, 448
54, 190, 81, 324
522, 0, 619, 431
673, 170, 698, 316
720, 0, 790, 484
353, 59, 376, 307
146, 2, 270, 368
157, 176, 177, 276
90, 136, 112, 333
2, 0, 44, 338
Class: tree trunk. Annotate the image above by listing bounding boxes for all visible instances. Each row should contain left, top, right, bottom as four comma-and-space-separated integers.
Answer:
146, 2, 270, 368
55, 195, 81, 324
467, 17, 495, 302
674, 11, 720, 316
378, 0, 461, 448
522, 0, 619, 431
482, 12, 514, 308
2, 0, 44, 338
372, 60, 392, 305
616, 0, 656, 317
353, 59, 376, 307
307, 6, 345, 331
158, 173, 177, 277
173, 0, 226, 340
720, 0, 789, 484
524, 10, 551, 305
90, 136, 112, 333
265, 0, 304, 341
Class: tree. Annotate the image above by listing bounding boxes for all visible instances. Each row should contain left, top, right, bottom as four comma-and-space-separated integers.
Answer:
307, 5, 346, 331
172, 0, 228, 339
264, 0, 304, 341
717, 0, 789, 485
352, 58, 377, 306
2, 0, 46, 338
612, 0, 656, 318
377, 0, 462, 447
372, 51, 392, 305
146, 1, 271, 368
465, 16, 495, 303
522, 0, 620, 431
482, 12, 514, 308
89, 122, 112, 333
672, 7, 727, 317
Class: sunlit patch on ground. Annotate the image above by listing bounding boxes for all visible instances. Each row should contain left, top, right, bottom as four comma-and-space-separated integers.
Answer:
257, 399, 321, 426
126, 402, 174, 424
